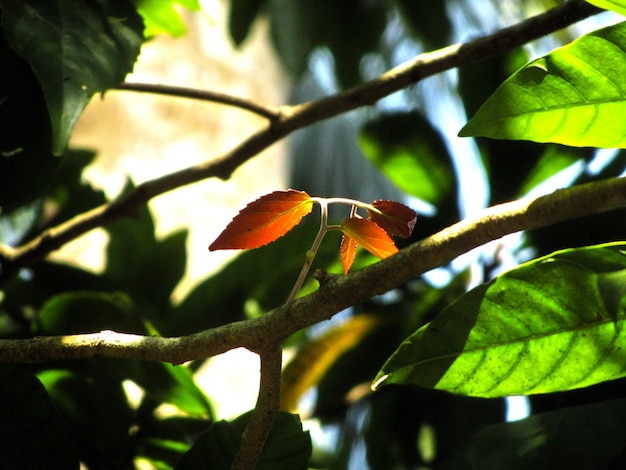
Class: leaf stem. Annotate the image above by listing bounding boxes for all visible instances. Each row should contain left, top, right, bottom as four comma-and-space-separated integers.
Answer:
286, 200, 330, 303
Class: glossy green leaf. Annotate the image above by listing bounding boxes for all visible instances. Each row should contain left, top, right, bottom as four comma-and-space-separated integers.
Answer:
0, 365, 78, 469
1, 0, 144, 154
469, 398, 626, 469
587, 0, 626, 17
174, 411, 311, 469
132, 0, 200, 37
374, 243, 626, 398
360, 112, 455, 206
459, 21, 626, 148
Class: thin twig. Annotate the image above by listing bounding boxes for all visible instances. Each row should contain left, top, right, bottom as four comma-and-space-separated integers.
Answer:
0, 0, 600, 287
115, 82, 281, 120
0, 176, 624, 364
286, 199, 329, 303
231, 345, 283, 470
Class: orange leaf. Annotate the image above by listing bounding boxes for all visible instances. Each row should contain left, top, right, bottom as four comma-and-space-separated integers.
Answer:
340, 233, 358, 274
340, 217, 399, 260
368, 200, 417, 238
209, 189, 313, 250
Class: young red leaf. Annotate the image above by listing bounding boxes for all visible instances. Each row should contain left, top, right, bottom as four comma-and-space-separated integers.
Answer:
340, 217, 399, 261
340, 233, 358, 274
367, 200, 417, 238
209, 189, 313, 250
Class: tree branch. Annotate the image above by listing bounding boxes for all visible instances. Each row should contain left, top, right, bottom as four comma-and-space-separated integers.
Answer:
115, 82, 281, 120
1, 176, 624, 364
0, 0, 600, 286
231, 345, 283, 470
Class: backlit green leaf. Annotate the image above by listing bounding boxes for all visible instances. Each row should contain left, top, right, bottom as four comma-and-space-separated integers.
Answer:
587, 0, 626, 17
374, 243, 626, 398
360, 112, 454, 206
459, 21, 626, 148
1, 0, 144, 154
132, 0, 200, 37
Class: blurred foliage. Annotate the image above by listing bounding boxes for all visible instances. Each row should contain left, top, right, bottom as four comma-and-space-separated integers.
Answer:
0, 0, 626, 469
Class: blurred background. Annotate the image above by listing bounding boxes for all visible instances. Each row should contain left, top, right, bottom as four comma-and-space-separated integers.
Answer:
3, 0, 626, 468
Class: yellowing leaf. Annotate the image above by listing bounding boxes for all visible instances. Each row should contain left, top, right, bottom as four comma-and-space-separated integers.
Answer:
340, 217, 399, 260
209, 189, 313, 250
281, 314, 381, 412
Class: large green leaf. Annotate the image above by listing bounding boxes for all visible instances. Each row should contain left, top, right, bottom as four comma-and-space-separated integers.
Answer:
587, 0, 626, 17
469, 398, 626, 469
0, 365, 78, 469
174, 410, 311, 469
459, 21, 626, 148
1, 0, 144, 154
374, 243, 626, 398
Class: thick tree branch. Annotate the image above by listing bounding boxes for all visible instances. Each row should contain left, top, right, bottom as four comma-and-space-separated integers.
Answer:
115, 82, 281, 120
0, 0, 600, 286
231, 346, 283, 470
1, 176, 624, 364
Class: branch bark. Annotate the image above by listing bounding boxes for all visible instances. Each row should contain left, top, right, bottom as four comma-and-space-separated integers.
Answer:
115, 82, 281, 120
1, 175, 624, 364
0, 0, 600, 286
231, 346, 283, 470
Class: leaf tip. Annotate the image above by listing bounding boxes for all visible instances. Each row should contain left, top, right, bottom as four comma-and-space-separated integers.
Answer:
371, 373, 389, 391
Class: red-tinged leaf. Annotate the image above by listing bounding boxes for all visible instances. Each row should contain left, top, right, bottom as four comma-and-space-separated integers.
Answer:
368, 200, 418, 238
209, 189, 313, 250
340, 233, 358, 274
340, 217, 399, 260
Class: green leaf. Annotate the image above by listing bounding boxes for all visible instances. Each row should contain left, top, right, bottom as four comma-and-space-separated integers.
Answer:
38, 369, 135, 467
268, 0, 322, 77
459, 21, 626, 148
105, 201, 187, 316
360, 112, 455, 206
1, 0, 144, 154
34, 291, 145, 335
469, 398, 626, 469
587, 0, 626, 17
374, 243, 626, 398
126, 362, 213, 416
174, 411, 311, 469
132, 0, 200, 37
516, 145, 583, 197
0, 365, 78, 469
0, 31, 57, 211
229, 0, 265, 46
